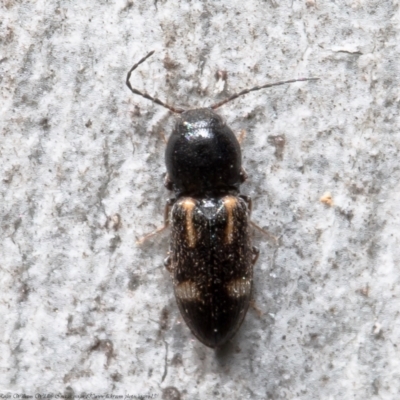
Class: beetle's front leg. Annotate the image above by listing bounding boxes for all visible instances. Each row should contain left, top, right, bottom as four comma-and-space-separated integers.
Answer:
136, 198, 175, 245
240, 194, 253, 214
164, 173, 173, 191
240, 195, 279, 244
237, 129, 247, 145
163, 253, 173, 273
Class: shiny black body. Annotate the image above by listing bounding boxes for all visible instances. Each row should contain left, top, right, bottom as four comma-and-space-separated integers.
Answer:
165, 109, 245, 197
163, 109, 256, 348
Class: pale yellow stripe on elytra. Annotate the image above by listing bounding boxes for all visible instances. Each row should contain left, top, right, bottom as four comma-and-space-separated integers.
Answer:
175, 281, 201, 301
179, 198, 197, 247
222, 196, 238, 244
226, 278, 251, 298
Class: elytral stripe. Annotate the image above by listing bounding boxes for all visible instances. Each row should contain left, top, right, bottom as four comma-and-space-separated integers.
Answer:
222, 196, 238, 244
226, 278, 252, 298
180, 198, 197, 247
175, 280, 201, 301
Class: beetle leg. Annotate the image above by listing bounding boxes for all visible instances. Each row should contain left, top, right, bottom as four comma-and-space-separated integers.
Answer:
237, 129, 247, 145
249, 299, 263, 317
249, 221, 279, 245
240, 194, 252, 213
251, 246, 260, 265
240, 195, 279, 244
136, 198, 175, 245
239, 167, 248, 183
159, 130, 168, 144
163, 254, 173, 273
164, 173, 173, 191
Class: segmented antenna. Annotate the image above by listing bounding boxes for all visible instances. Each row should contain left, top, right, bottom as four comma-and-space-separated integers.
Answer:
126, 51, 185, 114
210, 77, 319, 110
127, 51, 318, 113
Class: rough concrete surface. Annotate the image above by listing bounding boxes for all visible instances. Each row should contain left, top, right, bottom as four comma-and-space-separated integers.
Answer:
1, 0, 399, 399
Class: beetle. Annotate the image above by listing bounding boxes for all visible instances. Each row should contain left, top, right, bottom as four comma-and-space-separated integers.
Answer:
126, 51, 316, 348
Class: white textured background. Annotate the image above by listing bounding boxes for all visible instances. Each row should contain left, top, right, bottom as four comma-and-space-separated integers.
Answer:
1, 0, 400, 399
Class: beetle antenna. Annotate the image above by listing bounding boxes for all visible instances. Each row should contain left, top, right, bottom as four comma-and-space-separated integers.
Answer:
209, 77, 319, 110
126, 51, 185, 114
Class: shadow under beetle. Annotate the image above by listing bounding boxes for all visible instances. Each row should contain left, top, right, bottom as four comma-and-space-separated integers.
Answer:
127, 51, 316, 348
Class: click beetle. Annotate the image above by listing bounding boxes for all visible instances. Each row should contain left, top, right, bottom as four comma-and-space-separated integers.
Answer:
126, 51, 316, 348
